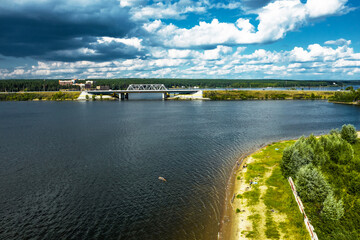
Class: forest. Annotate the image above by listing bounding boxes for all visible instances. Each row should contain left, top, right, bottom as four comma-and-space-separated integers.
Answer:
281, 125, 360, 239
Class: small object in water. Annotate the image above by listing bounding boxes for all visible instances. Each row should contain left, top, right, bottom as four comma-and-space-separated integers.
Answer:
158, 176, 167, 182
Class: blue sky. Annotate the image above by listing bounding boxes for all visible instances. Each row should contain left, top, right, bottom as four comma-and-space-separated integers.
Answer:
0, 0, 359, 80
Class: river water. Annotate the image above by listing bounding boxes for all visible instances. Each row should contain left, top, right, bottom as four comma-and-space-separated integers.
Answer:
1, 100, 359, 240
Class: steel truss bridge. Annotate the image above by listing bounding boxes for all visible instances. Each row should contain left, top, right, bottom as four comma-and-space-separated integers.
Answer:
87, 84, 199, 100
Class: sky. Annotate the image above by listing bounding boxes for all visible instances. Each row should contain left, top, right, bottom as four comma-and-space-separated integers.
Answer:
0, 0, 360, 80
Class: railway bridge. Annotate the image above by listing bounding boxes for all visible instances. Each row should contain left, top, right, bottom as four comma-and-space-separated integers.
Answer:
87, 84, 199, 100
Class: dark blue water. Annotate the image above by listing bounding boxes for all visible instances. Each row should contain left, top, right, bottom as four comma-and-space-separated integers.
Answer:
0, 100, 360, 240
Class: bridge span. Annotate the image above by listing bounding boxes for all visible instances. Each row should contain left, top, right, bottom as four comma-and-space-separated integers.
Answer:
87, 84, 199, 100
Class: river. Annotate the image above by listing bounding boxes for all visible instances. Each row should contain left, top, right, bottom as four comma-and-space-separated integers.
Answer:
0, 100, 359, 240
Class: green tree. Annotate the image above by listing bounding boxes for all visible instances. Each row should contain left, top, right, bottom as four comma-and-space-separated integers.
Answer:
341, 124, 357, 144
329, 128, 340, 135
312, 140, 329, 166
295, 164, 331, 203
281, 137, 314, 177
321, 193, 344, 221
320, 133, 353, 164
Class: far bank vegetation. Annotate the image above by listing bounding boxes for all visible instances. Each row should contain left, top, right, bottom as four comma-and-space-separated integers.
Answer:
0, 91, 80, 101
328, 86, 360, 103
204, 90, 334, 100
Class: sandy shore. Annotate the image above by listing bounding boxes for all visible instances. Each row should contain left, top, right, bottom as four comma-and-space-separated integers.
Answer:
219, 148, 264, 240
218, 145, 267, 240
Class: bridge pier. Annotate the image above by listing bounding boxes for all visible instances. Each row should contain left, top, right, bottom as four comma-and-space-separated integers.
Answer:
162, 92, 169, 100
119, 93, 129, 100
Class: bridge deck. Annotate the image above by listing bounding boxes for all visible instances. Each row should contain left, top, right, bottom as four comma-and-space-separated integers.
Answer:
88, 89, 199, 94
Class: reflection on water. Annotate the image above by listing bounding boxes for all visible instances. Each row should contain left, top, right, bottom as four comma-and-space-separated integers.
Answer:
0, 100, 359, 240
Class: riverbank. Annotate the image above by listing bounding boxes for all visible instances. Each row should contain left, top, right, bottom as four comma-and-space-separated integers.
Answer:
220, 140, 310, 240
0, 90, 336, 101
0, 91, 80, 101
204, 90, 335, 100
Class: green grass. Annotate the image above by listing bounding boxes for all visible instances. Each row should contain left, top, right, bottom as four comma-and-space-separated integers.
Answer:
244, 163, 268, 182
240, 140, 310, 239
245, 214, 261, 238
265, 211, 280, 239
243, 185, 261, 206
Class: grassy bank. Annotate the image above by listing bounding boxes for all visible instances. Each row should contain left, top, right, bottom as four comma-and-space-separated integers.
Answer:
227, 141, 309, 240
0, 91, 80, 101
204, 90, 335, 100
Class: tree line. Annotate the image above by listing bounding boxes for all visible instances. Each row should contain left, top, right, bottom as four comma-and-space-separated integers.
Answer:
329, 87, 360, 102
0, 79, 355, 92
0, 79, 80, 92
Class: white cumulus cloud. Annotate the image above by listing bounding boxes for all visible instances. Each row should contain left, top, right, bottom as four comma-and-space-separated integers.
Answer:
143, 0, 349, 48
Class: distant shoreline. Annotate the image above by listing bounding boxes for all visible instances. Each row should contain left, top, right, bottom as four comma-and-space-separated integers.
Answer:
0, 90, 358, 106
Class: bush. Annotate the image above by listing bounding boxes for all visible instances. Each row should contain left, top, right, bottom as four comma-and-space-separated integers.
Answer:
321, 193, 344, 221
281, 137, 314, 177
295, 164, 331, 203
341, 124, 357, 144
349, 175, 360, 195
51, 91, 65, 100
320, 133, 354, 164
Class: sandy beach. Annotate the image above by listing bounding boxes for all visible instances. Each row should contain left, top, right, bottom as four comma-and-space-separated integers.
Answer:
219, 141, 310, 240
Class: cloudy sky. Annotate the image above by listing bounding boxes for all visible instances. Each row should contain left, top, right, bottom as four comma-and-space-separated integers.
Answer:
0, 0, 359, 80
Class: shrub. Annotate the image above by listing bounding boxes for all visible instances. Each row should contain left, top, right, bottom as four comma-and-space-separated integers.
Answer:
281, 137, 314, 178
341, 124, 357, 144
312, 141, 329, 166
329, 128, 340, 135
51, 91, 65, 100
320, 134, 354, 164
295, 164, 331, 203
349, 175, 360, 195
321, 193, 344, 221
